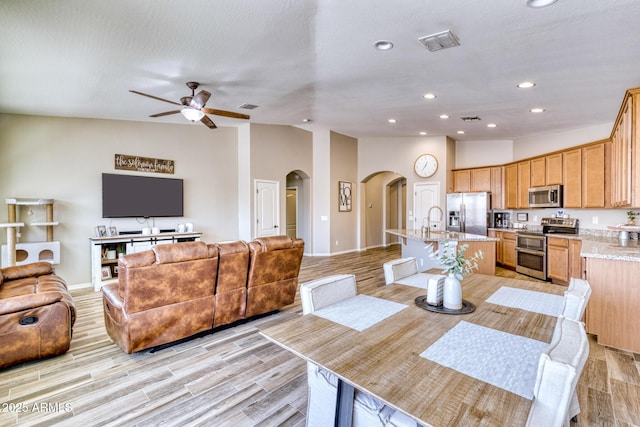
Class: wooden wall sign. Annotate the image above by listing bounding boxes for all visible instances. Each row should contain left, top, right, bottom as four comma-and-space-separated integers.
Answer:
114, 154, 174, 174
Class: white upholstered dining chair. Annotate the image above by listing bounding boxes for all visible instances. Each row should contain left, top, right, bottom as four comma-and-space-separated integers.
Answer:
561, 278, 592, 322
382, 257, 419, 284
299, 274, 416, 427
526, 315, 589, 427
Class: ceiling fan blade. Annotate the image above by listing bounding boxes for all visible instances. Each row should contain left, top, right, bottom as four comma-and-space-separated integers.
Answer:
129, 90, 182, 106
190, 90, 211, 110
201, 115, 217, 129
149, 110, 181, 118
201, 108, 250, 120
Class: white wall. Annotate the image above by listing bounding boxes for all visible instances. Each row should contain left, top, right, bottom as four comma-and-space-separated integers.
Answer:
513, 123, 612, 160
0, 114, 239, 285
330, 131, 358, 254
455, 140, 513, 169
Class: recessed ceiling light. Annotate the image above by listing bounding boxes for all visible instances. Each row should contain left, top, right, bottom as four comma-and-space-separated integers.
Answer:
440, 114, 449, 119
419, 131, 427, 135
530, 108, 545, 113
457, 130, 465, 134
374, 40, 394, 50
487, 123, 497, 128
423, 93, 437, 100
526, 0, 558, 8
388, 118, 397, 124
517, 81, 536, 89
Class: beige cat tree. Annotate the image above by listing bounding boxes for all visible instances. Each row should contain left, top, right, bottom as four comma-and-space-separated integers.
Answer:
0, 198, 60, 267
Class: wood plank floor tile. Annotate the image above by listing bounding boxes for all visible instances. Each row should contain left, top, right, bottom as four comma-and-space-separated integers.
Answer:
0, 245, 639, 426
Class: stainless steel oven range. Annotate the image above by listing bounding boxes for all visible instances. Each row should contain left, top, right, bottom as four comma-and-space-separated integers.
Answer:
515, 217, 579, 280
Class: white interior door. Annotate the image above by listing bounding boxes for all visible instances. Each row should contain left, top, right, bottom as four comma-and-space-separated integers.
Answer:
414, 182, 442, 230
255, 179, 280, 237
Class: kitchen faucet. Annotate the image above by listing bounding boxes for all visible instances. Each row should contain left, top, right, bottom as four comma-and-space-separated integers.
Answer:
427, 205, 444, 232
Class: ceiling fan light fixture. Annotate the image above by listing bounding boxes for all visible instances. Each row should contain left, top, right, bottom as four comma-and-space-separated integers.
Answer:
181, 108, 205, 122
526, 0, 558, 7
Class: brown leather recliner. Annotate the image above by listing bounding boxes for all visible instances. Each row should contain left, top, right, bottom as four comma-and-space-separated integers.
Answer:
246, 236, 305, 318
102, 241, 219, 353
0, 262, 76, 369
211, 240, 250, 328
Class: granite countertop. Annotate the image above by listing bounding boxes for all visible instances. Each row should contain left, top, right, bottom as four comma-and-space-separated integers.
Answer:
386, 229, 499, 242
579, 235, 640, 262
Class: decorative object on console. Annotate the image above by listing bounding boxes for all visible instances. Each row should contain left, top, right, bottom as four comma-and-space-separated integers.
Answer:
95, 225, 107, 237
108, 226, 118, 237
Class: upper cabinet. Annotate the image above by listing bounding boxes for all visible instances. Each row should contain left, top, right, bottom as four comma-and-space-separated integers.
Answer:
530, 157, 546, 187
545, 153, 563, 185
611, 87, 640, 207
517, 161, 530, 208
452, 167, 491, 193
505, 163, 518, 209
563, 148, 582, 208
582, 141, 611, 208
490, 166, 504, 210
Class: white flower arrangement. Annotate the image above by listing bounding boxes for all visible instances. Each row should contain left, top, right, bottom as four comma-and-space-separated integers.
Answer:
426, 240, 484, 280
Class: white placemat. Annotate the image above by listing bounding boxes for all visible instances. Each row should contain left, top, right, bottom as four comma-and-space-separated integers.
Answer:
420, 321, 547, 399
313, 294, 408, 332
486, 286, 563, 317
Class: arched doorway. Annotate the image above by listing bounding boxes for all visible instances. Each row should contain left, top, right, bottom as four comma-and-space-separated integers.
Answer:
286, 170, 311, 253
361, 171, 406, 250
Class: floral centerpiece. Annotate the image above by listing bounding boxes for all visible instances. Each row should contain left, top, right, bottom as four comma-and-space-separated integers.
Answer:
428, 240, 484, 280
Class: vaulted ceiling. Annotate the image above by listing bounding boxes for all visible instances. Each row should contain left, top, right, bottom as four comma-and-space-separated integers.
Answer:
1, 0, 639, 141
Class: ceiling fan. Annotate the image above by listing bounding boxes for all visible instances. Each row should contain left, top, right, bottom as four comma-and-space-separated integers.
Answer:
129, 81, 250, 129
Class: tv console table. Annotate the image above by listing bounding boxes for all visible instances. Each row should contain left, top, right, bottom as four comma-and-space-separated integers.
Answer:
89, 231, 202, 291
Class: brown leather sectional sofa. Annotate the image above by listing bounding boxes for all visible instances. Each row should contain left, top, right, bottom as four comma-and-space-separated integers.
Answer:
102, 235, 304, 353
0, 262, 76, 369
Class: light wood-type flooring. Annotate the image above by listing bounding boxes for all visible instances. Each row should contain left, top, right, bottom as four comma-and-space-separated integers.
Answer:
1, 245, 639, 426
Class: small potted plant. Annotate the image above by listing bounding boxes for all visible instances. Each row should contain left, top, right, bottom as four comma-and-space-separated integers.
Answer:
626, 211, 639, 226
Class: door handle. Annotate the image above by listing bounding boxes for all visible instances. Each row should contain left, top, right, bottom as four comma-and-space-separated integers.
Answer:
274, 225, 279, 228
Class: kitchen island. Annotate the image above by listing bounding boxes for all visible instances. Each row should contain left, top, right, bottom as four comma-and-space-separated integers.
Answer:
386, 228, 497, 275
578, 235, 640, 353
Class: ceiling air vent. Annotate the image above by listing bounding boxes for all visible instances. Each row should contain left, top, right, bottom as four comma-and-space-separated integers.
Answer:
418, 30, 460, 52
238, 103, 259, 110
460, 116, 481, 122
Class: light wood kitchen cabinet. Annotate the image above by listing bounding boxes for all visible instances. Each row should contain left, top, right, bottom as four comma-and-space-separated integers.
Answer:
470, 168, 491, 192
547, 237, 569, 284
586, 257, 640, 353
582, 141, 610, 208
563, 148, 582, 208
530, 157, 546, 187
611, 87, 639, 207
569, 239, 583, 279
453, 168, 492, 193
517, 161, 530, 208
501, 231, 516, 269
490, 167, 504, 210
505, 164, 518, 209
545, 153, 563, 185
453, 169, 471, 193
488, 230, 503, 264
548, 237, 583, 285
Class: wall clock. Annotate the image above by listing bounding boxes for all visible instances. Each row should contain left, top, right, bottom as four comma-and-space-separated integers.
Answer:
414, 154, 438, 178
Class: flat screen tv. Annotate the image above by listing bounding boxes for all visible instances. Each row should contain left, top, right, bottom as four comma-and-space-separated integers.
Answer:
102, 173, 184, 218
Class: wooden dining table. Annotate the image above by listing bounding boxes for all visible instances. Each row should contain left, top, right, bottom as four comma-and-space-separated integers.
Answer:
260, 273, 564, 426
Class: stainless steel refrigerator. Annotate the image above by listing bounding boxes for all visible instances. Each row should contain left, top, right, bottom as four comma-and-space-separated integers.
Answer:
446, 192, 491, 236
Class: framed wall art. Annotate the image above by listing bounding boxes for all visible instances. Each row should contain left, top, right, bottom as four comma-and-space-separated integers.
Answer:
338, 181, 352, 212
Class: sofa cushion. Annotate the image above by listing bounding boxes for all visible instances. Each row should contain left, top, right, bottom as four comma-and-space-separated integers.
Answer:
1, 262, 53, 281
153, 241, 213, 264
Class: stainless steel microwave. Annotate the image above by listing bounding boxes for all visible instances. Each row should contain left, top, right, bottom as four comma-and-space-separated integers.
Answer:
528, 185, 563, 208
